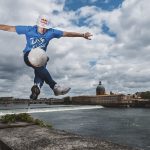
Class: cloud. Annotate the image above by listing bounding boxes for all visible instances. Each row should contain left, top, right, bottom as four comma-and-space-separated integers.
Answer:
0, 0, 150, 98
75, 0, 150, 94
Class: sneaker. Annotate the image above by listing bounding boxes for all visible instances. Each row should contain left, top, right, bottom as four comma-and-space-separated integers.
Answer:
53, 84, 71, 96
30, 85, 40, 100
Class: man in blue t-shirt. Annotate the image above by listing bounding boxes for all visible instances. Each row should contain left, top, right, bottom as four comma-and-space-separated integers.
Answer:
0, 14, 92, 100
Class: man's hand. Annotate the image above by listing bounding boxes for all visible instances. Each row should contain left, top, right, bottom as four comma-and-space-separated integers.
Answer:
63, 31, 93, 40
83, 32, 93, 40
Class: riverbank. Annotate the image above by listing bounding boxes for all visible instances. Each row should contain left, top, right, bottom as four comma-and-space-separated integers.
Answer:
0, 123, 140, 150
1, 96, 150, 108
0, 107, 149, 150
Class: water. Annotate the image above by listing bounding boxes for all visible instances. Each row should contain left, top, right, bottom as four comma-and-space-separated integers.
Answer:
0, 104, 103, 115
0, 104, 150, 150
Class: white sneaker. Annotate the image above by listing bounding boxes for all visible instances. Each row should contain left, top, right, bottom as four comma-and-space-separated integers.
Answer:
53, 84, 71, 96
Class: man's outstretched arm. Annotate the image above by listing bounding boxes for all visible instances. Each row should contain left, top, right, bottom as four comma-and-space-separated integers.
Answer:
63, 31, 93, 40
0, 24, 16, 32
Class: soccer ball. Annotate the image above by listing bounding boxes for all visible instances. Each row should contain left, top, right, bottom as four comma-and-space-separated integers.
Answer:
28, 47, 48, 67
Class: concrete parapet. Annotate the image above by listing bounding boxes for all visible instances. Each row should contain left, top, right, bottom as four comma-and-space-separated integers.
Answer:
0, 125, 139, 150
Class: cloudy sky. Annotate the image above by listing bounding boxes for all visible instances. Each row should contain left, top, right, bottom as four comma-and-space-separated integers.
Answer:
0, 0, 150, 98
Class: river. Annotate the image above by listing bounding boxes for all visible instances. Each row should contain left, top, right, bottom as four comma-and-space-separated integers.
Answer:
0, 104, 150, 150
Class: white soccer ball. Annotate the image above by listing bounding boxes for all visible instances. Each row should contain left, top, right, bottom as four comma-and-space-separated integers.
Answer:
28, 48, 48, 67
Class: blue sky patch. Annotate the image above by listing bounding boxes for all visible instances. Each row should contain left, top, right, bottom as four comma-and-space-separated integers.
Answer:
89, 60, 97, 67
101, 23, 116, 37
64, 0, 122, 36
64, 0, 124, 11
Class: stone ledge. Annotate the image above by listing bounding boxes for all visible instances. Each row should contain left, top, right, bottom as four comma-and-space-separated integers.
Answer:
0, 122, 35, 129
0, 125, 142, 150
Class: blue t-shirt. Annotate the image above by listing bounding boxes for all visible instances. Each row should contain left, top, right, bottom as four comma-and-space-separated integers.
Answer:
15, 25, 63, 53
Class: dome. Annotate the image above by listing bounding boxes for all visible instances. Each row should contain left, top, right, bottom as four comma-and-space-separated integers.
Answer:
96, 81, 105, 95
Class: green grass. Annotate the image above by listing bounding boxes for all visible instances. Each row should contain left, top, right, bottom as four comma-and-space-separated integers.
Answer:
0, 113, 52, 128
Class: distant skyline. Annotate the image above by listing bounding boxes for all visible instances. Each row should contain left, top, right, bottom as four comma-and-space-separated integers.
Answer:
0, 0, 150, 98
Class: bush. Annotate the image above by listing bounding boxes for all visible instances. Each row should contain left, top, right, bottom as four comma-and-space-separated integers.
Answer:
0, 113, 52, 128
1, 114, 16, 123
34, 119, 52, 128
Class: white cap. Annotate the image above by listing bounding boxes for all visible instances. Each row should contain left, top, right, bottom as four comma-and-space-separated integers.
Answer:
36, 14, 50, 29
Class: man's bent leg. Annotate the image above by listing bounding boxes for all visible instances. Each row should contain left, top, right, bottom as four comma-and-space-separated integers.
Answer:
24, 52, 41, 100
24, 52, 70, 96
34, 70, 44, 88
34, 66, 57, 89
29, 71, 44, 100
34, 67, 71, 96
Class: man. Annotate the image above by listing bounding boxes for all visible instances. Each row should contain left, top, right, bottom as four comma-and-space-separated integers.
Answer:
0, 14, 92, 100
